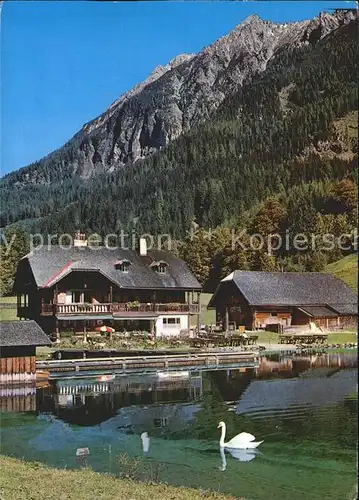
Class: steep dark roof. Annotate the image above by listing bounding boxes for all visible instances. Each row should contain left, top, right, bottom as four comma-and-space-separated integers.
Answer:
209, 271, 357, 311
328, 303, 358, 315
0, 321, 51, 347
15, 246, 201, 291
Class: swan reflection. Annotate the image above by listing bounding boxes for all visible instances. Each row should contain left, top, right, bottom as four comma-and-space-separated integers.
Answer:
219, 446, 259, 470
141, 432, 150, 456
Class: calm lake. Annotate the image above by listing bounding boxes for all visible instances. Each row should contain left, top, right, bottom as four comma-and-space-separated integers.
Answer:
1, 351, 357, 500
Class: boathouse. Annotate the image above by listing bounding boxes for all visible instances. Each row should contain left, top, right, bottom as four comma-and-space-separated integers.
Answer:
13, 235, 201, 339
208, 271, 358, 331
0, 320, 51, 384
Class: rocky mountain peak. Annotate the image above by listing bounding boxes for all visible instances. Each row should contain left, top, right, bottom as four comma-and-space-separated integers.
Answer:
168, 53, 195, 68
9, 10, 357, 183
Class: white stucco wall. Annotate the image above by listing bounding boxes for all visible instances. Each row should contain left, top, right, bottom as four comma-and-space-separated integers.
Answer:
155, 314, 189, 337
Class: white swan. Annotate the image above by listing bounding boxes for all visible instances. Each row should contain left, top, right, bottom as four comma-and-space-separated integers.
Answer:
141, 432, 150, 455
218, 421, 263, 450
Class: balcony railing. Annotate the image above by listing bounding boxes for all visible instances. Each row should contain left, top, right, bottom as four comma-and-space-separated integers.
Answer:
155, 303, 200, 313
40, 302, 200, 316
56, 303, 112, 314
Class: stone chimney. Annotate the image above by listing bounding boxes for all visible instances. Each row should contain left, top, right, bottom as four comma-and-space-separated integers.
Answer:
74, 231, 88, 247
139, 237, 147, 256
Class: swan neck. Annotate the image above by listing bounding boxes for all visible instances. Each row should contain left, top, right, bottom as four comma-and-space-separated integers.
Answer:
219, 423, 226, 447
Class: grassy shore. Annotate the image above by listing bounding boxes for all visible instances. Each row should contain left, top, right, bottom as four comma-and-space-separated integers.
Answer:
35, 331, 357, 359
0, 456, 236, 500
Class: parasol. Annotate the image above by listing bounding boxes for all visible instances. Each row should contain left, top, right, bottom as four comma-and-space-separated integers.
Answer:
95, 325, 115, 333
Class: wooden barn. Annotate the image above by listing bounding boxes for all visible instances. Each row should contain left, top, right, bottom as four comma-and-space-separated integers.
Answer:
0, 320, 51, 384
208, 271, 358, 331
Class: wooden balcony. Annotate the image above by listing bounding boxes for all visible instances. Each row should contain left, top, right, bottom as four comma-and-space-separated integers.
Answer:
111, 303, 200, 314
40, 302, 200, 316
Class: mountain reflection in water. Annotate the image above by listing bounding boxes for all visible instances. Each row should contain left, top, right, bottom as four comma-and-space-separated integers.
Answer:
0, 351, 357, 500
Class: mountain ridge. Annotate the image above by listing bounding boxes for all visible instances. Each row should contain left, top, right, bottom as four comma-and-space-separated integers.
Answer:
2, 10, 355, 186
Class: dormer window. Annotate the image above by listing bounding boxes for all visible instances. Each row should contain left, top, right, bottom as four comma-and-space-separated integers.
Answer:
115, 259, 131, 273
150, 260, 168, 274
158, 263, 167, 274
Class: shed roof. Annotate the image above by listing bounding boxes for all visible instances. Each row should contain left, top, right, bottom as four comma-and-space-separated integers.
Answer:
298, 306, 338, 318
328, 303, 358, 315
0, 321, 51, 347
209, 271, 357, 311
15, 246, 201, 291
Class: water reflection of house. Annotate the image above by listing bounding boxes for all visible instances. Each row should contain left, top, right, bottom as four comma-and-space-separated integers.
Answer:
256, 352, 357, 378
257, 356, 293, 375
36, 372, 203, 427
0, 384, 37, 412
103, 401, 201, 434
236, 368, 357, 415
53, 373, 202, 400
207, 368, 255, 402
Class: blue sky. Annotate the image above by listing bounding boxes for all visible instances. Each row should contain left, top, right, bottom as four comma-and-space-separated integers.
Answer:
1, 1, 357, 175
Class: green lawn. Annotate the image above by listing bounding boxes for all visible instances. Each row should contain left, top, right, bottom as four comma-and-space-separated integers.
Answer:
326, 254, 358, 292
0, 309, 18, 321
254, 331, 280, 344
255, 330, 357, 345
0, 455, 236, 500
190, 292, 215, 327
0, 296, 17, 303
36, 346, 55, 360
326, 331, 357, 344
200, 292, 216, 325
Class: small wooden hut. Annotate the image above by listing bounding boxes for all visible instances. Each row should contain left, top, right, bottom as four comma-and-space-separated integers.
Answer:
0, 320, 51, 384
208, 271, 358, 331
